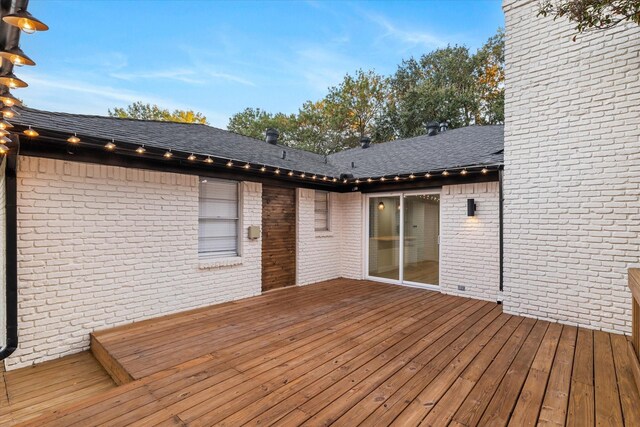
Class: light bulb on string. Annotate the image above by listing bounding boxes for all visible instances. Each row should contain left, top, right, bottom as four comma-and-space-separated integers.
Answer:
67, 133, 80, 144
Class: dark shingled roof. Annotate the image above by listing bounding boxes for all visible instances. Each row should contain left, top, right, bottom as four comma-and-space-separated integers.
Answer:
328, 125, 504, 178
11, 108, 503, 178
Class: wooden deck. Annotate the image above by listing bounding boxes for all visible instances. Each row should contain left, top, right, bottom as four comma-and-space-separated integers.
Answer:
14, 279, 640, 426
0, 352, 116, 425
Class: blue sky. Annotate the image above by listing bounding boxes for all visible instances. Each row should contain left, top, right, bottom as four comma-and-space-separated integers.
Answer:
18, 1, 504, 128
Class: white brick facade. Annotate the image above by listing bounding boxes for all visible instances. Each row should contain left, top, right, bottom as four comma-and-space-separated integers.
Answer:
440, 182, 500, 301
296, 189, 364, 285
8, 156, 262, 369
503, 0, 640, 333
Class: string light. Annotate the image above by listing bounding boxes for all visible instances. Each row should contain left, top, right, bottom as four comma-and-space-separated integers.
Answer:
0, 72, 27, 88
67, 133, 80, 144
355, 179, 360, 184
1, 106, 17, 118
204, 156, 213, 164
23, 125, 38, 137
2, 9, 49, 33
226, 160, 233, 167
461, 169, 468, 176
332, 178, 337, 182
274, 168, 280, 174
367, 178, 372, 183
312, 175, 317, 180
260, 166, 266, 172
322, 176, 327, 181
0, 129, 8, 136
0, 144, 8, 154
243, 163, 250, 169
187, 153, 196, 161
442, 170, 449, 176
0, 47, 35, 67
0, 136, 11, 144
343, 178, 348, 183
0, 120, 12, 130
136, 145, 146, 154
300, 173, 306, 178
0, 91, 21, 107
481, 167, 488, 174
380, 177, 386, 181
163, 150, 173, 158
425, 172, 431, 178
288, 171, 294, 176
394, 176, 400, 181
105, 139, 116, 150
409, 174, 415, 179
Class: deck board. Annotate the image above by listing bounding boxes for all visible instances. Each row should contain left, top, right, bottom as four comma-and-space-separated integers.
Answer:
11, 278, 634, 426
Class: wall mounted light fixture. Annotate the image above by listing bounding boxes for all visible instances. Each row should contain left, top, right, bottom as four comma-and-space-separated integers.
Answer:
467, 199, 476, 216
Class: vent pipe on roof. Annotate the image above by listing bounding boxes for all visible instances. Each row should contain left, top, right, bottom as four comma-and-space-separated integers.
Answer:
439, 122, 448, 132
265, 128, 279, 145
360, 136, 371, 149
426, 121, 439, 136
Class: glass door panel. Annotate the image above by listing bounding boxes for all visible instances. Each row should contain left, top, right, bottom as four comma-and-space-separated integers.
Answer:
403, 194, 440, 286
368, 196, 401, 280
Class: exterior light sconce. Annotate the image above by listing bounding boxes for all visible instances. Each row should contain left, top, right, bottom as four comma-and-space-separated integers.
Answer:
467, 199, 476, 216
378, 202, 385, 211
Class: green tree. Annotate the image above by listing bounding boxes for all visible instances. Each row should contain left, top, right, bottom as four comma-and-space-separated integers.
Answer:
227, 107, 298, 145
108, 101, 208, 124
322, 69, 390, 149
539, 0, 640, 39
384, 30, 504, 138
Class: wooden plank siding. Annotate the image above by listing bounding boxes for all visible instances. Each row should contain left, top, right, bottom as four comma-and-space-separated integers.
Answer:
9, 279, 640, 426
261, 185, 296, 292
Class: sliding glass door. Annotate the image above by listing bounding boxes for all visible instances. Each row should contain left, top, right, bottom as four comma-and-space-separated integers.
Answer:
367, 192, 440, 288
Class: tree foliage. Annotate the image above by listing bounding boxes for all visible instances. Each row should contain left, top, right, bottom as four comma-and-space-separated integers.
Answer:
108, 101, 208, 124
227, 29, 505, 153
539, 0, 640, 39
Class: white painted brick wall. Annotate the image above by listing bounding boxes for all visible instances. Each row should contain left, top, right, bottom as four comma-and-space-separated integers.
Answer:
296, 189, 364, 284
337, 192, 364, 280
440, 182, 500, 301
0, 158, 6, 352
7, 156, 262, 369
503, 0, 640, 333
296, 188, 341, 285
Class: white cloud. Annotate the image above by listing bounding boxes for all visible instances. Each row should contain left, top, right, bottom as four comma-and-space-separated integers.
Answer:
366, 13, 447, 50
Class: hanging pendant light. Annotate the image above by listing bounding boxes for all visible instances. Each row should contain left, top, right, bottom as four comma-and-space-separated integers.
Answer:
0, 47, 35, 66
23, 126, 38, 137
204, 156, 213, 164
0, 136, 12, 145
2, 9, 49, 33
187, 153, 196, 161
136, 145, 146, 154
0, 120, 13, 130
0, 129, 8, 136
105, 139, 116, 150
0, 91, 21, 107
1, 106, 18, 118
0, 72, 27, 88
0, 144, 8, 154
67, 133, 80, 144
163, 149, 172, 158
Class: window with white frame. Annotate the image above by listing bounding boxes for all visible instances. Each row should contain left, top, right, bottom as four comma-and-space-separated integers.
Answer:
314, 190, 330, 231
198, 178, 239, 257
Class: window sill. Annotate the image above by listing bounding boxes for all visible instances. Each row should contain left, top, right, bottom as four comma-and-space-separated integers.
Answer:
314, 230, 334, 238
198, 256, 243, 270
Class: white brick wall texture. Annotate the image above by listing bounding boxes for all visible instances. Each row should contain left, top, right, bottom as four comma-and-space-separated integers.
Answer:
0, 158, 6, 351
503, 0, 640, 333
440, 182, 500, 301
296, 188, 342, 285
8, 156, 262, 369
296, 189, 364, 284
